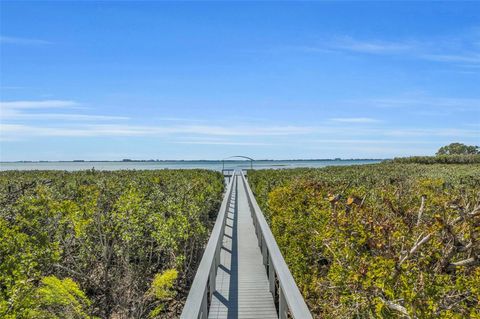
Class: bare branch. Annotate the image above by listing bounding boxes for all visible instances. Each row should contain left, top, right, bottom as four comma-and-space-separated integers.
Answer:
448, 256, 479, 270
416, 195, 427, 227
379, 297, 411, 318
53, 263, 84, 277
399, 233, 433, 266
453, 206, 480, 224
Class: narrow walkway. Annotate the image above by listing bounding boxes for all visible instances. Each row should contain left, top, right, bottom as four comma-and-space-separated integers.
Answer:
208, 173, 277, 319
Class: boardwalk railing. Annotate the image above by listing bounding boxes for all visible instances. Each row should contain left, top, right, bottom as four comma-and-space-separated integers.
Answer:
222, 168, 247, 181
240, 171, 312, 319
181, 170, 312, 318
181, 173, 236, 319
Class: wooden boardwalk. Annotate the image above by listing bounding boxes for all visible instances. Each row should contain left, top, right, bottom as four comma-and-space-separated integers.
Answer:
181, 169, 311, 319
208, 173, 277, 319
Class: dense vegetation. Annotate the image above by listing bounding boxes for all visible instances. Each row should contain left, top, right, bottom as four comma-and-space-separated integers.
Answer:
249, 163, 480, 318
436, 143, 479, 156
0, 169, 224, 319
390, 154, 480, 164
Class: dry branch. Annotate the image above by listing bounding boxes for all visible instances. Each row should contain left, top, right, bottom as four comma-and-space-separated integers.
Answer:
379, 297, 411, 318
448, 256, 479, 270
398, 233, 433, 266
416, 195, 427, 227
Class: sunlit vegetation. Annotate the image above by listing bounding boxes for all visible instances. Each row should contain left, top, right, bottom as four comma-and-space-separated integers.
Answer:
249, 163, 480, 318
391, 143, 480, 164
436, 143, 479, 155
390, 154, 480, 164
0, 169, 224, 318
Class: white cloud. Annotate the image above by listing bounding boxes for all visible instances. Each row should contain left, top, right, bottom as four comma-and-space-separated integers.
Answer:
156, 117, 206, 123
2, 121, 477, 143
2, 113, 129, 121
0, 36, 51, 45
421, 53, 480, 64
176, 125, 313, 136
0, 100, 128, 122
330, 117, 380, 123
294, 31, 480, 66
311, 139, 431, 145
0, 86, 26, 90
328, 36, 413, 54
0, 100, 79, 109
384, 128, 479, 138
0, 99, 314, 140
346, 96, 480, 110
172, 140, 272, 146
0, 123, 314, 140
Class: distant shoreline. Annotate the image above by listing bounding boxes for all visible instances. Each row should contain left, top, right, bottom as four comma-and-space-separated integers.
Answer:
0, 159, 384, 172
1, 159, 385, 163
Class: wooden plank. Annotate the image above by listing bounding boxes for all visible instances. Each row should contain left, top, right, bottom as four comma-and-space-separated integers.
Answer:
209, 173, 277, 319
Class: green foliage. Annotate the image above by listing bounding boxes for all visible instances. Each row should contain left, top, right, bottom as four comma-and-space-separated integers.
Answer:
0, 169, 224, 318
35, 276, 92, 319
0, 275, 93, 319
390, 142, 480, 164
436, 142, 479, 155
147, 269, 178, 318
249, 163, 480, 318
149, 269, 178, 300
390, 154, 480, 164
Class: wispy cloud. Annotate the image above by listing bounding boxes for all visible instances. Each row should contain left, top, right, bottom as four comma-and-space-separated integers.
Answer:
2, 121, 477, 142
0, 35, 52, 45
3, 113, 129, 121
0, 99, 313, 140
344, 95, 480, 111
326, 36, 413, 54
0, 99, 128, 122
294, 30, 480, 66
0, 123, 314, 140
311, 139, 432, 145
305, 143, 437, 157
330, 117, 380, 123
384, 128, 479, 138
156, 117, 206, 123
420, 53, 480, 64
1, 100, 79, 109
172, 140, 272, 146
0, 86, 26, 90
176, 125, 313, 136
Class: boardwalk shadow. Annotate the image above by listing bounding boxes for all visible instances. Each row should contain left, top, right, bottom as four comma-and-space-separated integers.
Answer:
227, 182, 239, 318
209, 173, 278, 319
210, 177, 239, 319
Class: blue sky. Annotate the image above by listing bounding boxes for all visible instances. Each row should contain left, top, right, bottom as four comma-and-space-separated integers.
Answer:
1, 1, 479, 161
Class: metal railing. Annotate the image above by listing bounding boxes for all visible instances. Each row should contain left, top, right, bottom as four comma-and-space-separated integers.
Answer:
180, 172, 236, 319
240, 171, 312, 319
222, 168, 247, 180
181, 170, 312, 318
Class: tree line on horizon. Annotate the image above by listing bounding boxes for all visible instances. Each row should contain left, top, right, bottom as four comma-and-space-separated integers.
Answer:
391, 143, 480, 164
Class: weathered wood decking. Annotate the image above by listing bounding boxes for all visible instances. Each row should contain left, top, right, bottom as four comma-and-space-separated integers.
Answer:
208, 173, 277, 319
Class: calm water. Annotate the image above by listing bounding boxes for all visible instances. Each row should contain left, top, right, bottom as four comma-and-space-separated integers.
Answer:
0, 160, 382, 171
